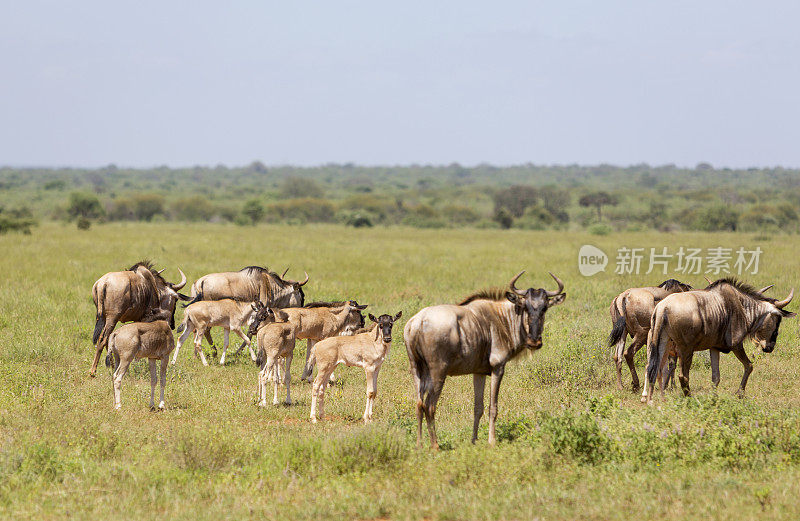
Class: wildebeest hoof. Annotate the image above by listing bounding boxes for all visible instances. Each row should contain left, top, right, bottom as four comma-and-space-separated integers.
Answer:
89, 371, 96, 378
311, 417, 318, 424
258, 400, 267, 407
158, 402, 165, 410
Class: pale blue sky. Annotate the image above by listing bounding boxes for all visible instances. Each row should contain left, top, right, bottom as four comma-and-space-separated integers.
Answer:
1, 1, 798, 168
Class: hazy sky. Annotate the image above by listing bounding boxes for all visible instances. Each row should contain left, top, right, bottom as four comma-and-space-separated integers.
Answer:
2, 1, 798, 168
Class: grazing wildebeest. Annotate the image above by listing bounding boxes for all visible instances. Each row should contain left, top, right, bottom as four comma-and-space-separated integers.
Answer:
643, 278, 794, 404
308, 312, 402, 424
172, 299, 262, 366
183, 266, 307, 308
297, 300, 368, 383
106, 309, 176, 410
90, 261, 188, 377
404, 271, 566, 449
608, 279, 693, 390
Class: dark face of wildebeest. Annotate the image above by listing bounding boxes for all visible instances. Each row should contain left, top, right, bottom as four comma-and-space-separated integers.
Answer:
751, 289, 796, 353
505, 271, 566, 350
368, 312, 402, 343
248, 302, 275, 337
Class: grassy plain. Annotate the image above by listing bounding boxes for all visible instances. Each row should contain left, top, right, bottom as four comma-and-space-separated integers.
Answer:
2, 222, 800, 520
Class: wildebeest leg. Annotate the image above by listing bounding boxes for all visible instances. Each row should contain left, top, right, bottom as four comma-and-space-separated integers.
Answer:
148, 359, 158, 410
665, 353, 677, 390
112, 355, 133, 409
91, 317, 118, 377
172, 322, 195, 365
369, 366, 380, 420
678, 352, 693, 397
204, 331, 216, 358
193, 330, 209, 366
283, 352, 293, 405
709, 349, 721, 389
487, 366, 505, 445
732, 346, 753, 398
158, 357, 167, 410
219, 329, 230, 365
424, 377, 446, 450
363, 367, 376, 423
257, 365, 268, 407
301, 339, 317, 382
612, 335, 626, 390
626, 335, 646, 392
472, 374, 486, 444
232, 327, 256, 362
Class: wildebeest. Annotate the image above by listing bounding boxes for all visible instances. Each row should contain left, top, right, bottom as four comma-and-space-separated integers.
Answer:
643, 278, 794, 404
308, 312, 402, 424
90, 261, 188, 377
183, 266, 307, 308
404, 271, 566, 449
296, 301, 368, 383
608, 279, 693, 390
172, 299, 262, 366
106, 309, 176, 410
252, 308, 297, 406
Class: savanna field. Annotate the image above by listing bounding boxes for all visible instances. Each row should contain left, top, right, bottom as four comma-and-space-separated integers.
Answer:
4, 222, 800, 520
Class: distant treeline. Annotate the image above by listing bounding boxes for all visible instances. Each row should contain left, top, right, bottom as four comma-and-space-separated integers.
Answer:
1, 162, 799, 233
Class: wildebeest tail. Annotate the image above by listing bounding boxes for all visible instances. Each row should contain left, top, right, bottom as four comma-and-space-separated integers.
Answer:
92, 284, 106, 345
646, 310, 668, 383
608, 297, 627, 347
182, 287, 202, 308
177, 320, 186, 334
405, 331, 431, 403
104, 332, 116, 368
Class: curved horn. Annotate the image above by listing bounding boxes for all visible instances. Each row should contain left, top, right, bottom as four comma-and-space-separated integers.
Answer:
758, 284, 774, 294
704, 276, 712, 285
775, 288, 794, 309
171, 268, 187, 290
281, 267, 290, 279
509, 270, 527, 296
297, 272, 309, 286
545, 272, 565, 297
156, 268, 166, 275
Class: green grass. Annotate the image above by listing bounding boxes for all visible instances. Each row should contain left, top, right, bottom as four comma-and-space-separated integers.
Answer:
1, 222, 800, 520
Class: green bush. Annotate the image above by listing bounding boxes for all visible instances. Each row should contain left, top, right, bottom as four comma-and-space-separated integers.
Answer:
267, 198, 336, 223
172, 195, 217, 222
588, 223, 612, 235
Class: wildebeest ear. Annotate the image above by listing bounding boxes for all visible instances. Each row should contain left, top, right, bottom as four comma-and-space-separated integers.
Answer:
782, 310, 797, 318
505, 292, 519, 304
549, 293, 566, 306
178, 293, 193, 301
394, 311, 402, 321
369, 313, 377, 323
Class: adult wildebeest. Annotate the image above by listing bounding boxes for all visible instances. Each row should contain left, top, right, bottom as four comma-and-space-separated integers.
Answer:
608, 279, 693, 390
106, 309, 176, 410
308, 312, 402, 424
643, 278, 794, 404
404, 271, 566, 449
90, 261, 188, 377
183, 266, 307, 308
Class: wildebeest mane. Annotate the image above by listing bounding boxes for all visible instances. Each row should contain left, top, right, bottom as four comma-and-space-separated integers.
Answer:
658, 279, 692, 291
240, 265, 279, 277
128, 259, 166, 284
705, 277, 772, 302
459, 288, 508, 306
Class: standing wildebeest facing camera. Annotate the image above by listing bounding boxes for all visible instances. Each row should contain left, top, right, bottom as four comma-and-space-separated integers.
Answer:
90, 261, 189, 377
307, 312, 402, 424
404, 271, 566, 449
183, 266, 308, 308
106, 309, 176, 410
608, 279, 694, 391
643, 278, 795, 404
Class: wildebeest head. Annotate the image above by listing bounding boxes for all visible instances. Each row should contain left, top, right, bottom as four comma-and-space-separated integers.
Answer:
658, 279, 693, 292
131, 263, 188, 329
505, 271, 566, 350
368, 311, 402, 343
751, 289, 795, 353
275, 268, 308, 307
345, 300, 368, 333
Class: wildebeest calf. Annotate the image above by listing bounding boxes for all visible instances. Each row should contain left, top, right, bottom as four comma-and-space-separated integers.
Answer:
307, 312, 401, 423
107, 313, 175, 410
173, 299, 261, 366
251, 308, 297, 406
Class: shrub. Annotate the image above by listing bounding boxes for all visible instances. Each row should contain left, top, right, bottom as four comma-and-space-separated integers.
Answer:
266, 198, 335, 223
588, 223, 612, 235
67, 192, 104, 220
131, 193, 165, 221
281, 176, 323, 199
241, 199, 265, 225
172, 195, 216, 222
